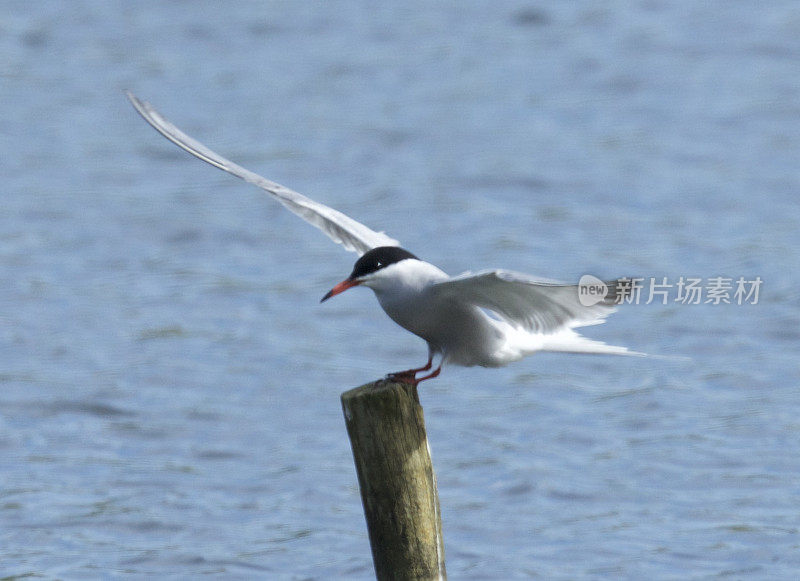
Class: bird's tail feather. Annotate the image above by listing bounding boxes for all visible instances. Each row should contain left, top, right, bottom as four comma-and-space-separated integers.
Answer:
491, 324, 688, 364
538, 331, 647, 357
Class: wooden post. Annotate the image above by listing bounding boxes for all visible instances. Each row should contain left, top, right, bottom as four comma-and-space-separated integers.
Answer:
341, 380, 446, 581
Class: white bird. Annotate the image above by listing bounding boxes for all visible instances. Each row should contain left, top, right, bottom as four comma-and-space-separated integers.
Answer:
128, 93, 644, 385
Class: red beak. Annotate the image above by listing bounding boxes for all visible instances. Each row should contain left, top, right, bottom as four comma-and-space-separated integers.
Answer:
321, 278, 362, 302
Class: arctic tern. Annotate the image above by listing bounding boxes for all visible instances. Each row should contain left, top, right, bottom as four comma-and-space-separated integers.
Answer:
128, 93, 643, 385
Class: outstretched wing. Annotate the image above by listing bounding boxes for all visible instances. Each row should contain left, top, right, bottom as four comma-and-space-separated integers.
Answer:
127, 92, 400, 256
430, 270, 621, 334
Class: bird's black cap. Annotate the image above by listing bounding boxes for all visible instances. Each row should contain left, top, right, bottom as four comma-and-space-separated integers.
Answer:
349, 246, 418, 280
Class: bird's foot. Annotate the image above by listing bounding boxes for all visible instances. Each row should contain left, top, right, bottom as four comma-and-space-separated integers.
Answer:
386, 364, 441, 386
386, 355, 434, 384
412, 365, 441, 385
386, 370, 418, 384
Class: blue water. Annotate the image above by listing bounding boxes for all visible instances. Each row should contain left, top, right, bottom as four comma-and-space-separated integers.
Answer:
2, 1, 799, 578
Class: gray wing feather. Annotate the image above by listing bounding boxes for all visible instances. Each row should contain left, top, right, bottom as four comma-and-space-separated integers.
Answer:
430, 270, 619, 333
127, 92, 399, 256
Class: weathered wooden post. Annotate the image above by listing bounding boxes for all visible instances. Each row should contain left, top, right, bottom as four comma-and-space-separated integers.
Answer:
341, 380, 446, 580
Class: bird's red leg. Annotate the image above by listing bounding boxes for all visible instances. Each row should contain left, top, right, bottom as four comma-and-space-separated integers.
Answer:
387, 354, 433, 382
409, 363, 442, 386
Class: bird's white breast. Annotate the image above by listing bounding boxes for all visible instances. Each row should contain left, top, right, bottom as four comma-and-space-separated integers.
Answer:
367, 259, 506, 366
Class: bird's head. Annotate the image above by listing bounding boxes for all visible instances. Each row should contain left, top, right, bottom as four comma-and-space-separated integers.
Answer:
321, 246, 419, 302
